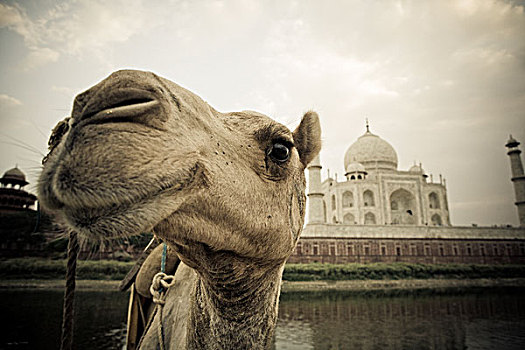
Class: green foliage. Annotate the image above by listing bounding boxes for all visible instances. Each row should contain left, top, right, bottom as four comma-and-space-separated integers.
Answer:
0, 258, 135, 280
282, 263, 525, 281
1, 259, 524, 281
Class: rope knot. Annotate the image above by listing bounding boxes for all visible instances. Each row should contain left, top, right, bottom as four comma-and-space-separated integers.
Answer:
150, 272, 176, 305
149, 270, 175, 350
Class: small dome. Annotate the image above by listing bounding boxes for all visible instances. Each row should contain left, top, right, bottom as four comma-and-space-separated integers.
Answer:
3, 167, 25, 181
344, 130, 398, 172
345, 162, 366, 174
1, 167, 28, 186
409, 164, 424, 173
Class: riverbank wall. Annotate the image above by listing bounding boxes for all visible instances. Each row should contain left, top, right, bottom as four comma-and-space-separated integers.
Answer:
1, 278, 525, 293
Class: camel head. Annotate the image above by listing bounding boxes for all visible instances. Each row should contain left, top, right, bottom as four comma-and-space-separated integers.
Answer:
38, 70, 321, 266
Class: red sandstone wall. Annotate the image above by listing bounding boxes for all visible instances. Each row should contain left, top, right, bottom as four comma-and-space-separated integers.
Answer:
288, 238, 525, 264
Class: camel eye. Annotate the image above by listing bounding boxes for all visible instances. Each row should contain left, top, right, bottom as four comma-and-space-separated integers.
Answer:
268, 142, 290, 163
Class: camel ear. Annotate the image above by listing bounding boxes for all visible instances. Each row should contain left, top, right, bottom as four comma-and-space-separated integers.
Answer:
293, 111, 321, 167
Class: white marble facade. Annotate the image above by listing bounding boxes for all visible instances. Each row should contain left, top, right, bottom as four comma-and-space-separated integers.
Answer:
308, 125, 450, 226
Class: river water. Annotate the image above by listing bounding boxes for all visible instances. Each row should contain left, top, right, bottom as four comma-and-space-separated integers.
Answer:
1, 287, 524, 349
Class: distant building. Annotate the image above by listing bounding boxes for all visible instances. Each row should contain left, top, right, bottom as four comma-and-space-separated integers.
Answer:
0, 166, 37, 212
0, 166, 45, 256
289, 126, 525, 265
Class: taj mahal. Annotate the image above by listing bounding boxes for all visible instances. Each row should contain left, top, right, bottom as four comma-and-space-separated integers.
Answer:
308, 122, 450, 227
288, 123, 525, 265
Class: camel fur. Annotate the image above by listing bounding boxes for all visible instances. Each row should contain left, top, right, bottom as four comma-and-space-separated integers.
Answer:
38, 70, 321, 349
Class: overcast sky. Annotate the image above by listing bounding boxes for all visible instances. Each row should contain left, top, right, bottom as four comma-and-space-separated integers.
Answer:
1, 0, 524, 226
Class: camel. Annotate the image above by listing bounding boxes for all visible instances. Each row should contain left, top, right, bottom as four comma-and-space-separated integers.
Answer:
38, 69, 321, 349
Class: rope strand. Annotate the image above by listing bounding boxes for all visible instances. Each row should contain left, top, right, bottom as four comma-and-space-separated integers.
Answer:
60, 230, 79, 350
150, 272, 176, 350
149, 244, 175, 350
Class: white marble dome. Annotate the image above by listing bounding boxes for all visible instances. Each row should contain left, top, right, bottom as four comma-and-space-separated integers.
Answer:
409, 164, 424, 173
345, 161, 366, 174
344, 130, 398, 171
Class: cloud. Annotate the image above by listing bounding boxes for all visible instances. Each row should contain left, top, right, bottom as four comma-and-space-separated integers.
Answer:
0, 94, 22, 107
19, 47, 60, 71
248, 0, 525, 127
0, 3, 46, 69
0, 2, 23, 26
0, 0, 165, 70
0, 3, 36, 41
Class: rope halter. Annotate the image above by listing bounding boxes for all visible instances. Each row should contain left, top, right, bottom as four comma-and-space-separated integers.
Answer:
150, 272, 176, 305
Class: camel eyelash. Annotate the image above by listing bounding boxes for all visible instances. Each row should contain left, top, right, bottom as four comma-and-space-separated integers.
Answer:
273, 138, 294, 148
253, 125, 293, 145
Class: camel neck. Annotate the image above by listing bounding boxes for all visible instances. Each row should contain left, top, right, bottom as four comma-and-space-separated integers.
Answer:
186, 260, 284, 350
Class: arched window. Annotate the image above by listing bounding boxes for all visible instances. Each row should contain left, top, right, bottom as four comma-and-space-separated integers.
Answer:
350, 175, 355, 180
323, 201, 327, 223
343, 213, 355, 224
364, 212, 376, 225
305, 243, 311, 255
390, 189, 417, 225
431, 214, 442, 226
331, 194, 336, 211
295, 242, 302, 255
357, 175, 362, 180
363, 190, 375, 207
332, 216, 337, 224
342, 191, 354, 208
338, 243, 345, 255
429, 192, 440, 209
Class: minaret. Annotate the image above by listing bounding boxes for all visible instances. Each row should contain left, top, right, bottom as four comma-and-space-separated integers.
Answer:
307, 154, 324, 224
505, 135, 525, 226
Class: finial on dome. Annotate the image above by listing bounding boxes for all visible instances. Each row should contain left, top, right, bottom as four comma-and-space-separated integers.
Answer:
365, 118, 370, 133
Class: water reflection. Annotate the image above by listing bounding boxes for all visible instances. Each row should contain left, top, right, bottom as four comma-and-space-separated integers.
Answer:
1, 290, 128, 349
1, 287, 524, 349
274, 289, 525, 350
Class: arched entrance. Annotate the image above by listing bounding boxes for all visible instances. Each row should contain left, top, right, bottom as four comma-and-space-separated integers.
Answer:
364, 212, 376, 225
363, 190, 375, 207
429, 192, 440, 209
343, 213, 355, 224
390, 189, 418, 225
342, 191, 354, 208
431, 214, 442, 226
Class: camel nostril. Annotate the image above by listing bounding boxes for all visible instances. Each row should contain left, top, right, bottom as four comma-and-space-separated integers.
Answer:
103, 97, 154, 111
81, 97, 156, 120
76, 87, 160, 127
